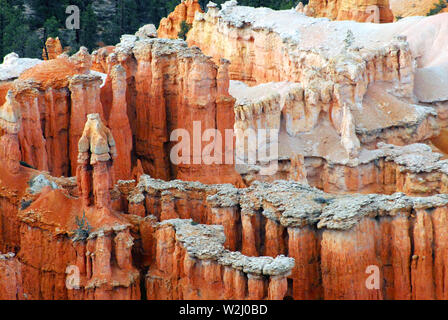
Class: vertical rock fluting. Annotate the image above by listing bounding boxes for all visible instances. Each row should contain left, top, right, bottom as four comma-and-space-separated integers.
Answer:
108, 65, 133, 181
70, 77, 106, 177
8, 114, 139, 300
11, 51, 94, 177
126, 176, 448, 300
0, 253, 23, 300
0, 93, 24, 253
16, 222, 140, 300
144, 219, 294, 300
0, 91, 21, 174
157, 0, 203, 39
188, 4, 423, 160
116, 38, 244, 186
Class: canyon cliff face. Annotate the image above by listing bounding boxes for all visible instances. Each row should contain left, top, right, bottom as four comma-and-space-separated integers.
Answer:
0, 253, 23, 300
111, 36, 244, 186
158, 0, 203, 39
1, 1, 448, 301
124, 174, 448, 300
188, 3, 448, 169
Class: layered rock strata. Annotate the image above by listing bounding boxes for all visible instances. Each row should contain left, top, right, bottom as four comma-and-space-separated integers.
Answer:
188, 3, 448, 161
230, 80, 438, 167
240, 143, 448, 195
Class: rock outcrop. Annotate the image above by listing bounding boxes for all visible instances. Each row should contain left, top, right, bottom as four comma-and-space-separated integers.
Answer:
0, 252, 23, 300
125, 174, 448, 300
188, 3, 447, 162
145, 219, 294, 300
111, 37, 244, 186
158, 0, 203, 39
2, 2, 448, 301
0, 53, 42, 106
8, 115, 139, 300
389, 0, 448, 17
42, 37, 64, 60
300, 0, 394, 23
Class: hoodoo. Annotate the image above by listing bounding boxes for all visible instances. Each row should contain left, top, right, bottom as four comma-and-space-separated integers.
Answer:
1, 0, 448, 301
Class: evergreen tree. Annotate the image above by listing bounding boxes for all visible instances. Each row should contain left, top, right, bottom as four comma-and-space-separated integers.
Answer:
0, 0, 35, 58
79, 4, 98, 50
427, 0, 447, 15
0, 0, 312, 60
178, 20, 192, 40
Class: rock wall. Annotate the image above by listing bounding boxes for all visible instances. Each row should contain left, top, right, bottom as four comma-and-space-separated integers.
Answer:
188, 3, 446, 161
240, 143, 448, 196
111, 37, 243, 186
4, 115, 140, 300
0, 253, 24, 300
125, 175, 448, 300
144, 219, 293, 300
389, 0, 448, 18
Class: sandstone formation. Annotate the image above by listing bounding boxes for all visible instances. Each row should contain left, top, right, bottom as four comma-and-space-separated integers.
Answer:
389, 0, 448, 17
111, 37, 244, 186
123, 174, 448, 300
145, 219, 293, 300
1, 1, 448, 301
188, 3, 448, 164
300, 0, 394, 22
43, 37, 64, 60
158, 0, 203, 39
0, 253, 23, 300
0, 53, 42, 106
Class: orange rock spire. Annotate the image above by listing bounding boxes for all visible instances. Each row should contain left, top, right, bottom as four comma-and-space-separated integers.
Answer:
157, 0, 203, 39
0, 91, 21, 174
42, 37, 63, 60
77, 113, 116, 209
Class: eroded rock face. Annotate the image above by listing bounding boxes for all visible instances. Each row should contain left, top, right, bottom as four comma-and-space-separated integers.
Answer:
42, 37, 64, 60
389, 0, 448, 17
0, 91, 21, 174
158, 0, 203, 39
0, 252, 23, 300
0, 53, 42, 106
5, 115, 140, 300
135, 24, 158, 39
189, 4, 446, 161
110, 37, 244, 186
301, 0, 394, 23
125, 174, 448, 300
2, 2, 448, 301
145, 219, 293, 300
